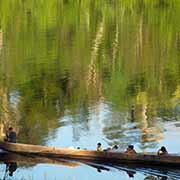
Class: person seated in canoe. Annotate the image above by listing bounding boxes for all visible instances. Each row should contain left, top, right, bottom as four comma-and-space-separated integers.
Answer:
4, 127, 16, 143
112, 145, 118, 150
97, 143, 102, 151
109, 145, 119, 152
125, 145, 136, 154
157, 146, 168, 155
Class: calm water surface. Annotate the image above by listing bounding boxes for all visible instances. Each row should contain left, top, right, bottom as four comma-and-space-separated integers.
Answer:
0, 0, 180, 179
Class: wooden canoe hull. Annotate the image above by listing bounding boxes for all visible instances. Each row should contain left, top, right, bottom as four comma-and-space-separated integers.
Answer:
0, 142, 180, 166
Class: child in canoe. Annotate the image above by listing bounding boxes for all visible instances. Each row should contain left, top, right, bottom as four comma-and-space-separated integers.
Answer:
125, 145, 136, 154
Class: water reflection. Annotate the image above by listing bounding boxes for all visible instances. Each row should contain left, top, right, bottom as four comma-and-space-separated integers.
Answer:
0, 29, 2, 53
101, 102, 164, 151
3, 162, 17, 178
127, 171, 136, 178
112, 164, 180, 180
0, 0, 180, 148
0, 0, 180, 179
1, 152, 180, 180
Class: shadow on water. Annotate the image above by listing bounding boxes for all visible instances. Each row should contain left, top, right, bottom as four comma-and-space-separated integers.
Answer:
2, 162, 17, 180
0, 152, 180, 180
84, 161, 180, 180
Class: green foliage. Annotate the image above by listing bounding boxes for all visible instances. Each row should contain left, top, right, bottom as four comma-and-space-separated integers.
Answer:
0, 0, 180, 144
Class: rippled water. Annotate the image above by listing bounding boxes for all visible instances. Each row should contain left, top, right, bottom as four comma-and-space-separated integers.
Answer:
0, 0, 180, 179
1, 152, 180, 180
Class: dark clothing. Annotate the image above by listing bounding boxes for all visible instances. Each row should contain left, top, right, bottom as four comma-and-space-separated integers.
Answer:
8, 132, 16, 143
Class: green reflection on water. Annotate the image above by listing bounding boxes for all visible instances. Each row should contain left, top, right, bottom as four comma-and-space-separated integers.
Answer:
0, 0, 180, 149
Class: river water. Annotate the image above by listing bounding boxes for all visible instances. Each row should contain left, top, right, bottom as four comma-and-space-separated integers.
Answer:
0, 0, 180, 179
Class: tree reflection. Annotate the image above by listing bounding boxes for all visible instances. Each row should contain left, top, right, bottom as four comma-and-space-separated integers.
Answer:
0, 0, 180, 149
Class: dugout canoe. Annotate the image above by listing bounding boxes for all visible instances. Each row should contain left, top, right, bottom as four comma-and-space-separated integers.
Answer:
0, 142, 180, 167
